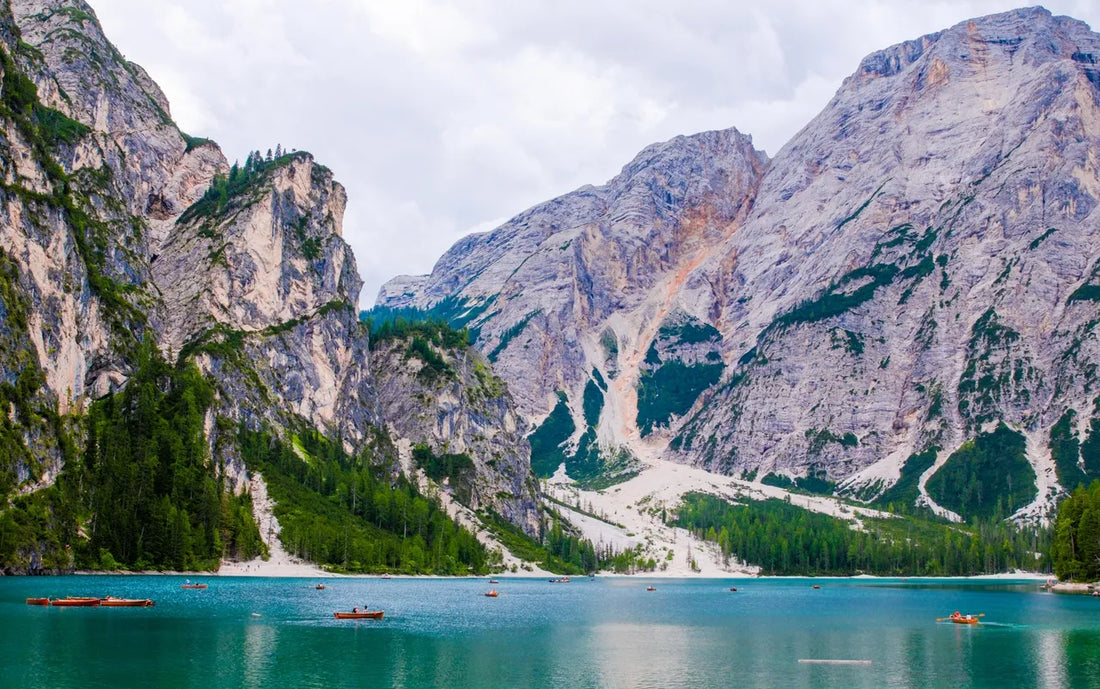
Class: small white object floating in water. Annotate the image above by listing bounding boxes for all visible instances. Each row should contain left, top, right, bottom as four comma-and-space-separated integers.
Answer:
798, 659, 873, 665
250, 613, 262, 617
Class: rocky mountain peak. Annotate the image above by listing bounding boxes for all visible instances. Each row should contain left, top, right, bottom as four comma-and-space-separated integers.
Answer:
382, 6, 1100, 523
12, 0, 172, 132
0, 0, 543, 551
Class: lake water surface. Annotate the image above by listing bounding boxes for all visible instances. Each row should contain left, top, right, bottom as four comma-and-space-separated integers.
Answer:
1, 576, 1097, 688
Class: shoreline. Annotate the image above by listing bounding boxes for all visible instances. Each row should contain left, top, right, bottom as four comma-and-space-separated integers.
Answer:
50, 567, 1056, 582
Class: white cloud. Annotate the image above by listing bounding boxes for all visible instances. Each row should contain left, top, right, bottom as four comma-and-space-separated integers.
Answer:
89, 0, 1100, 306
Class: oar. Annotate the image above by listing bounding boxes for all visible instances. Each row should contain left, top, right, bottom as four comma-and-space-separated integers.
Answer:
936, 613, 985, 621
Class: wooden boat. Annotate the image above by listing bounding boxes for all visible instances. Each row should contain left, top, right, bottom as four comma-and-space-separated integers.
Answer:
812, 585, 821, 589
488, 579, 499, 584
484, 590, 499, 597
50, 597, 101, 607
729, 587, 738, 592
99, 597, 155, 607
180, 583, 207, 589
646, 586, 657, 591
333, 610, 384, 620
26, 598, 50, 606
315, 584, 325, 590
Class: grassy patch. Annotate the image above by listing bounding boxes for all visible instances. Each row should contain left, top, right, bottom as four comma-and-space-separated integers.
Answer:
636, 361, 724, 436
872, 448, 938, 510
926, 423, 1036, 521
529, 393, 575, 477
488, 310, 541, 362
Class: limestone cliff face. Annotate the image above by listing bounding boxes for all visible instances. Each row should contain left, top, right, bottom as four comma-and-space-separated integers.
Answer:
0, 0, 541, 536
3, 0, 224, 407
381, 7, 1100, 519
378, 129, 767, 452
673, 7, 1100, 517
371, 336, 541, 534
153, 152, 376, 444
0, 0, 224, 493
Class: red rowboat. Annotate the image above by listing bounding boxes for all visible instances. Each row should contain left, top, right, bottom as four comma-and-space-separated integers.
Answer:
26, 598, 49, 606
180, 584, 207, 589
333, 610, 384, 620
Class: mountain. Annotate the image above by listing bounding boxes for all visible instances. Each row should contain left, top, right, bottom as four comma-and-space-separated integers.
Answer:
379, 6, 1100, 523
0, 0, 538, 573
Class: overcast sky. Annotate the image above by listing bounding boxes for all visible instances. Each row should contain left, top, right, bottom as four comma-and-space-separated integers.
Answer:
91, 1, 1100, 307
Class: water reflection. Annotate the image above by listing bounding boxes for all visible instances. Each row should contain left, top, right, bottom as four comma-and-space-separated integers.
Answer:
1035, 629, 1067, 689
592, 624, 694, 689
243, 621, 277, 687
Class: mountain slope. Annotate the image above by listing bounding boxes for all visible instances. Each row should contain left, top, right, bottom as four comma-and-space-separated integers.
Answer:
674, 6, 1100, 521
378, 128, 767, 478
379, 7, 1100, 523
0, 0, 542, 573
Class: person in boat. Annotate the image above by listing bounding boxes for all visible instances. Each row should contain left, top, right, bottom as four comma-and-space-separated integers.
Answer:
352, 607, 359, 613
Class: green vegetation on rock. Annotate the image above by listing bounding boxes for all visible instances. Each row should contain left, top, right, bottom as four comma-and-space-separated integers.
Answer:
241, 427, 490, 575
636, 361, 723, 436
180, 150, 305, 225
488, 309, 541, 362
1050, 410, 1090, 491
926, 423, 1037, 521
2, 340, 266, 573
0, 45, 145, 344
873, 448, 938, 511
528, 386, 638, 489
365, 295, 498, 344
480, 510, 652, 575
81, 341, 265, 571
956, 309, 1030, 426
364, 311, 470, 348
412, 443, 475, 504
772, 224, 938, 331
529, 392, 575, 478
658, 321, 720, 344
1077, 401, 1100, 483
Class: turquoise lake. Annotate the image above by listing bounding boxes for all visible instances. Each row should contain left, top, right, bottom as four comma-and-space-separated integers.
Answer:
1, 576, 1098, 688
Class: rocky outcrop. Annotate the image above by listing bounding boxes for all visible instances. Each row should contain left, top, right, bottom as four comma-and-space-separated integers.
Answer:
152, 152, 377, 444
371, 335, 541, 534
673, 7, 1100, 515
3, 0, 225, 407
0, 0, 541, 538
380, 7, 1100, 520
379, 128, 767, 458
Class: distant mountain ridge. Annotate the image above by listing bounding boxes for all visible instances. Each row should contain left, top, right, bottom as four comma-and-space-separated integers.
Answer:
379, 6, 1100, 522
